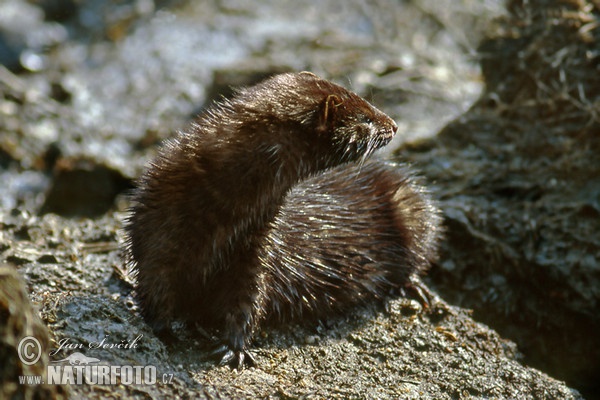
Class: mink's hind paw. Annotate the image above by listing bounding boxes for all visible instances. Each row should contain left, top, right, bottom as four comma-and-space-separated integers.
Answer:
212, 344, 256, 369
402, 276, 439, 310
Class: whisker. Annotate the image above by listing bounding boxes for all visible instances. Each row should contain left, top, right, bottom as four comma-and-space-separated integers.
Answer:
356, 135, 377, 177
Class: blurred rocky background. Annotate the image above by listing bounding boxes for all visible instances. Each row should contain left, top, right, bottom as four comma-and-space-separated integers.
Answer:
1, 0, 598, 398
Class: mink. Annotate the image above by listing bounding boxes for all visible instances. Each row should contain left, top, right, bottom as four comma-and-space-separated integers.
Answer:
123, 71, 442, 367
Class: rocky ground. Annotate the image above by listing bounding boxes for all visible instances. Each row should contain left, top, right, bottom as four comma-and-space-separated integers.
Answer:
1, 0, 598, 398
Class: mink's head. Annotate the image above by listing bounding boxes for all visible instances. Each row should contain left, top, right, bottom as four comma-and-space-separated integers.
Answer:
231, 72, 398, 165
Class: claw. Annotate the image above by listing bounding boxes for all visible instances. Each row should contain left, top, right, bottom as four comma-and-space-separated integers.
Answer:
402, 276, 438, 310
219, 349, 236, 366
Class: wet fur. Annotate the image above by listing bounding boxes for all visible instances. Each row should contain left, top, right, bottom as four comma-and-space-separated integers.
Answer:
123, 72, 442, 366
259, 161, 440, 323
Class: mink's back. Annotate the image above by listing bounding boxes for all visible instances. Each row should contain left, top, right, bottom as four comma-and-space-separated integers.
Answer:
257, 160, 442, 324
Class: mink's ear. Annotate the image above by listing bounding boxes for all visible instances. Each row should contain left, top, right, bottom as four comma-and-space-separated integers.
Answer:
299, 71, 318, 78
318, 94, 343, 133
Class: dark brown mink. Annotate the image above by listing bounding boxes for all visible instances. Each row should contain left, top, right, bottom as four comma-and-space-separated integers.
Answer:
123, 71, 442, 368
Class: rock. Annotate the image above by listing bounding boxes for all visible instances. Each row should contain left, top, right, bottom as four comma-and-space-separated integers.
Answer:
397, 0, 600, 397
0, 206, 583, 398
40, 157, 131, 218
0, 263, 67, 399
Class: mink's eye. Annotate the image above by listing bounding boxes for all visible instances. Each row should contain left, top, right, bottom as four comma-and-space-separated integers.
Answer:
360, 115, 373, 124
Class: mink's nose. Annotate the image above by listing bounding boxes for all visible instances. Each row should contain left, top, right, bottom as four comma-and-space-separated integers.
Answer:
392, 122, 398, 133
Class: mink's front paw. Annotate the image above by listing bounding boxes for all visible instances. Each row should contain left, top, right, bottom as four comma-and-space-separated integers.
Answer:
212, 344, 256, 369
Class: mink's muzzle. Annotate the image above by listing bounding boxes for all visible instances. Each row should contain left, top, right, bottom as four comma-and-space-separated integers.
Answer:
380, 121, 398, 145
